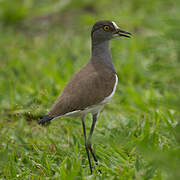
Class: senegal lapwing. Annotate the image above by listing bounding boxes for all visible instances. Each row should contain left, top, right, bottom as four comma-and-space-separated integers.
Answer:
39, 20, 131, 174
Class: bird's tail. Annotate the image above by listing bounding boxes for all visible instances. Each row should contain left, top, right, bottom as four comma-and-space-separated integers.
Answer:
38, 115, 54, 125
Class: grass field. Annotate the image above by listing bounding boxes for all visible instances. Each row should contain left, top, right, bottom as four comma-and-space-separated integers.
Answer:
0, 0, 180, 179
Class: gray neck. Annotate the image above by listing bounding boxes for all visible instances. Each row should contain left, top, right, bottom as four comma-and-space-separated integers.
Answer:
91, 40, 116, 73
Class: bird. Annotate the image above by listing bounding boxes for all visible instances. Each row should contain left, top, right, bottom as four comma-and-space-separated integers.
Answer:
39, 20, 131, 174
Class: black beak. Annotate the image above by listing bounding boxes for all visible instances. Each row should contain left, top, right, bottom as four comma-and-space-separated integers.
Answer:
115, 29, 132, 38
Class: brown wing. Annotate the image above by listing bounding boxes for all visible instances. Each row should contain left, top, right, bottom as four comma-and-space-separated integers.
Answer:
48, 60, 116, 117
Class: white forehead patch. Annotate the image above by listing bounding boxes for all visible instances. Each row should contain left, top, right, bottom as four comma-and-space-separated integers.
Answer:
112, 21, 119, 30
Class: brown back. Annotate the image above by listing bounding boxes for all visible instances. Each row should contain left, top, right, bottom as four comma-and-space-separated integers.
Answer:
48, 60, 116, 117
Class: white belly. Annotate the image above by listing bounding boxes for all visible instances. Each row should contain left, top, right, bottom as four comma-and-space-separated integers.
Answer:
62, 104, 104, 117
101, 74, 118, 104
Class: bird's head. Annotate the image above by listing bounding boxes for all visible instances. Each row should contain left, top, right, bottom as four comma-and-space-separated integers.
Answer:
91, 20, 131, 43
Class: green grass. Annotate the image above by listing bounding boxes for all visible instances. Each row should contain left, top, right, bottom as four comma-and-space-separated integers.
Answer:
0, 0, 180, 179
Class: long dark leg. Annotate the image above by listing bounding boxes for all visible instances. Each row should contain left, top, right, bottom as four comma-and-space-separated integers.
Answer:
87, 113, 98, 163
81, 116, 93, 174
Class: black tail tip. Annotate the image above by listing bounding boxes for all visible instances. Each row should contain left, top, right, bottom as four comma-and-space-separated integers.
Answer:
38, 115, 53, 125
